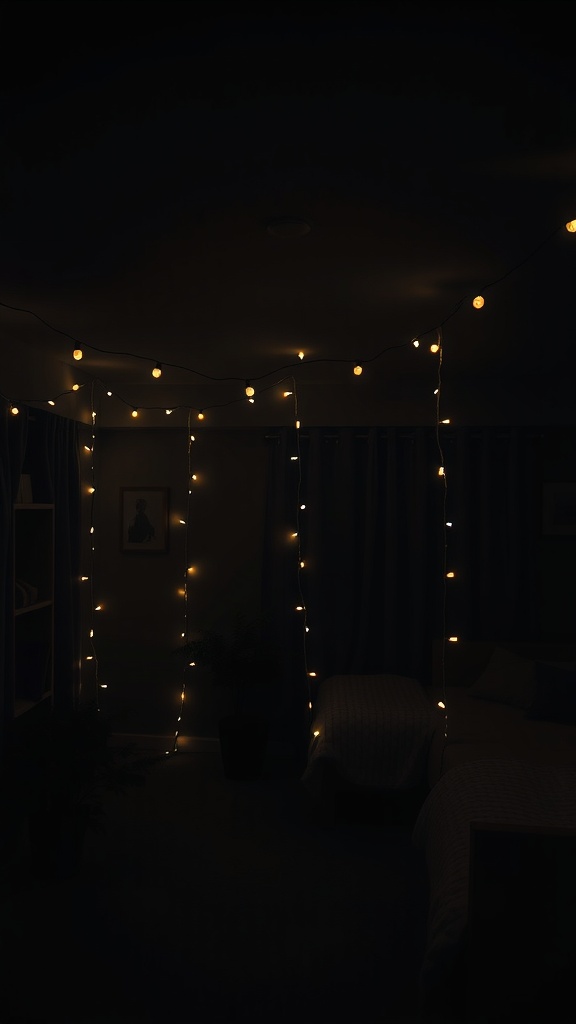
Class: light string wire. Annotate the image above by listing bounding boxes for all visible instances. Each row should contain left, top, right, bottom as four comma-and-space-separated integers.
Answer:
84, 382, 101, 707
1, 217, 573, 419
289, 379, 315, 729
168, 413, 195, 756
433, 333, 450, 753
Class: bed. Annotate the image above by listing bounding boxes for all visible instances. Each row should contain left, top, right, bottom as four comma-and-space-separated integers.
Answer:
412, 758, 576, 1020
413, 640, 576, 1020
300, 673, 433, 822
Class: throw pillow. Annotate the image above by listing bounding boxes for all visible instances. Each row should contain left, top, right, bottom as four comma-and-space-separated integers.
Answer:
468, 646, 537, 709
525, 661, 576, 725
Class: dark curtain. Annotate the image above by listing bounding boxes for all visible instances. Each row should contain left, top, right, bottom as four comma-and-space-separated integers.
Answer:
1, 402, 81, 745
262, 425, 542, 750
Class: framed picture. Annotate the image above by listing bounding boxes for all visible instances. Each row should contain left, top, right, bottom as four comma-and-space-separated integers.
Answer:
120, 487, 169, 553
542, 482, 576, 536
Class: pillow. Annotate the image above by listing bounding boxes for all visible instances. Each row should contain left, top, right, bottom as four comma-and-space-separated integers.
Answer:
525, 661, 576, 725
467, 646, 537, 709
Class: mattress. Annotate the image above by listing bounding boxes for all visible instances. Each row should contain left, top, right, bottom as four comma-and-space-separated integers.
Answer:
412, 758, 576, 995
301, 673, 433, 798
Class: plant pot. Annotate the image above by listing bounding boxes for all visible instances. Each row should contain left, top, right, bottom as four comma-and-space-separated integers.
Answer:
218, 713, 269, 780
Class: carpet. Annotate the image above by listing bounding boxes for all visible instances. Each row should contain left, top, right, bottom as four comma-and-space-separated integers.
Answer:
2, 735, 429, 1024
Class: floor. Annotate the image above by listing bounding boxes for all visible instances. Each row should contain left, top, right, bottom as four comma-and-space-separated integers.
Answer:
1, 734, 430, 1024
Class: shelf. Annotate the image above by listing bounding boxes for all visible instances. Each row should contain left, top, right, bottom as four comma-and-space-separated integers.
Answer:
14, 600, 53, 617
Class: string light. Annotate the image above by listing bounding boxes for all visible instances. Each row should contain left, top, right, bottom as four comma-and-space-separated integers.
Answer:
245, 381, 255, 397
73, 348, 83, 360
131, 408, 138, 418
152, 362, 162, 378
353, 363, 363, 375
566, 220, 576, 232
472, 295, 485, 309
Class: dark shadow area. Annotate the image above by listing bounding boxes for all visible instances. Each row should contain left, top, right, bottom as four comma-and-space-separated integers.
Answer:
1, 740, 429, 1024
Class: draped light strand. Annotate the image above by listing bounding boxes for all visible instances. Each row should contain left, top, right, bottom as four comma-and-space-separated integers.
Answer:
1, 217, 573, 419
168, 414, 196, 756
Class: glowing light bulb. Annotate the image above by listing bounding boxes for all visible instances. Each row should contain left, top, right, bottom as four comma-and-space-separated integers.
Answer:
353, 363, 363, 376
440, 418, 451, 424
297, 351, 304, 360
245, 382, 255, 397
10, 405, 19, 415
300, 560, 305, 568
165, 409, 173, 415
72, 384, 80, 391
73, 348, 83, 360
472, 295, 484, 309
308, 671, 317, 678
248, 397, 255, 404
300, 503, 306, 510
446, 521, 453, 527
290, 455, 298, 461
412, 339, 420, 348
430, 343, 440, 354
48, 400, 55, 406
81, 576, 89, 581
131, 409, 138, 418
296, 605, 304, 611
152, 362, 162, 378
437, 700, 446, 709
448, 636, 459, 642
106, 391, 112, 397
198, 411, 204, 420
313, 730, 320, 737
438, 466, 445, 476
446, 571, 455, 578
283, 391, 293, 397
566, 220, 576, 232
95, 604, 102, 611
295, 419, 300, 429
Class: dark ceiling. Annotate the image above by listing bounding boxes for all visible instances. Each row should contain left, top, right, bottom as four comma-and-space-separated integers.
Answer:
1, 1, 575, 427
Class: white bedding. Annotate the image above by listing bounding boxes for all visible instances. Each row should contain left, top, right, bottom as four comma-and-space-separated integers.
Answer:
412, 758, 576, 994
301, 673, 433, 797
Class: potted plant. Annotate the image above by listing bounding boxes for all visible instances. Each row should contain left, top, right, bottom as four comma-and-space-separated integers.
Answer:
176, 613, 281, 780
13, 702, 146, 879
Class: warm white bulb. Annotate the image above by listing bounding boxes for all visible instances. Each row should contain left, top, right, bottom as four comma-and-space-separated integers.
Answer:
283, 391, 293, 397
430, 343, 440, 354
297, 351, 304, 360
446, 571, 455, 578
152, 363, 162, 378
353, 364, 363, 375
165, 409, 173, 415
72, 384, 80, 391
566, 220, 576, 232
472, 295, 485, 309
245, 384, 255, 397
448, 636, 459, 642
10, 405, 19, 415
438, 466, 445, 476
198, 411, 204, 420
73, 348, 83, 360
48, 400, 55, 406
131, 409, 138, 418
412, 339, 420, 348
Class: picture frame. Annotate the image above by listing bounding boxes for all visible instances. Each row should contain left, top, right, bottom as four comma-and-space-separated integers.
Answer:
120, 487, 169, 553
542, 482, 576, 536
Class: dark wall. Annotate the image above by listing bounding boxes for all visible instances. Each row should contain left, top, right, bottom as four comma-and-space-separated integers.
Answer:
80, 423, 576, 739
85, 427, 268, 737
